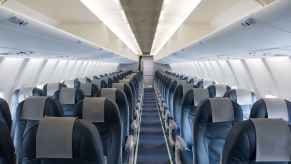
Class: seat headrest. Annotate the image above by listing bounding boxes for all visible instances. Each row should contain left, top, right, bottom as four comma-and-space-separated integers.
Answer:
209, 98, 234, 123
36, 117, 75, 158
112, 83, 124, 91
214, 84, 228, 97
101, 88, 117, 102
264, 98, 289, 121
64, 80, 74, 88
59, 88, 76, 105
92, 79, 101, 87
82, 98, 104, 123
79, 83, 92, 96
251, 119, 291, 162
203, 80, 214, 88
236, 89, 254, 105
21, 96, 48, 120
19, 87, 34, 101
193, 88, 209, 106
46, 83, 61, 96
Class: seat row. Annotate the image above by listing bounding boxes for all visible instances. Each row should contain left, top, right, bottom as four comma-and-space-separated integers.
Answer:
0, 70, 144, 164
154, 70, 291, 164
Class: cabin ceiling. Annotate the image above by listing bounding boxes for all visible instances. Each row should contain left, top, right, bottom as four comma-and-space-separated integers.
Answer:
3, 0, 275, 62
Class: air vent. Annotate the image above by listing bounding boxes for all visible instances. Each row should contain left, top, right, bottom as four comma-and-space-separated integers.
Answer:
241, 18, 256, 27
8, 16, 28, 26
0, 47, 34, 56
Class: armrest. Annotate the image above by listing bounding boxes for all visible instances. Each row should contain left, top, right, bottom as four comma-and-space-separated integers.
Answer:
124, 135, 135, 164
175, 136, 193, 164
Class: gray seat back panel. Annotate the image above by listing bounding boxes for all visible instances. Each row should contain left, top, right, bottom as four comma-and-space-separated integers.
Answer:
112, 83, 124, 91
80, 83, 92, 96
59, 88, 75, 105
210, 98, 234, 123
193, 88, 209, 106
101, 88, 117, 102
36, 117, 75, 159
82, 97, 105, 123
251, 119, 291, 162
21, 97, 47, 120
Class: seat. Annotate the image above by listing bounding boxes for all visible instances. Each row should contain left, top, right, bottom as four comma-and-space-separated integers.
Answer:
208, 84, 231, 97
54, 88, 84, 116
250, 98, 291, 122
222, 119, 291, 164
175, 88, 209, 164
92, 78, 108, 89
0, 121, 15, 164
22, 117, 104, 164
75, 79, 98, 97
75, 97, 123, 164
43, 83, 65, 96
101, 88, 129, 142
224, 89, 256, 120
172, 81, 193, 132
193, 98, 243, 164
13, 97, 64, 163
11, 87, 43, 123
0, 98, 12, 131
112, 83, 134, 122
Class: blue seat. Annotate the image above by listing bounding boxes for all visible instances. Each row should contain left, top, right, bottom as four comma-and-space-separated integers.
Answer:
13, 97, 63, 163
224, 89, 256, 120
22, 117, 104, 164
54, 88, 84, 116
193, 98, 243, 164
222, 119, 291, 164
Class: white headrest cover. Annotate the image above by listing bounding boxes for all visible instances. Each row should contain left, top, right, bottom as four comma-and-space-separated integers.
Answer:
264, 98, 289, 121
252, 119, 291, 162
236, 89, 253, 105
210, 98, 234, 123
215, 85, 227, 97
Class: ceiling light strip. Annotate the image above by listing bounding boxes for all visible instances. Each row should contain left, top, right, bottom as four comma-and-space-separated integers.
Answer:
151, 0, 201, 55
80, 0, 141, 54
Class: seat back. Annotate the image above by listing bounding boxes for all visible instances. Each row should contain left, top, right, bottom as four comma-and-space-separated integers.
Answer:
250, 98, 291, 122
76, 97, 122, 164
193, 98, 243, 164
222, 119, 291, 164
0, 98, 12, 131
208, 84, 231, 98
13, 97, 64, 163
173, 82, 192, 131
181, 88, 209, 147
43, 83, 65, 96
225, 89, 256, 120
54, 88, 84, 116
101, 88, 129, 138
0, 121, 15, 164
22, 117, 104, 164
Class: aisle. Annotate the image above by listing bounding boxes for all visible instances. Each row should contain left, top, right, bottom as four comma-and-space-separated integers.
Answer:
137, 88, 170, 164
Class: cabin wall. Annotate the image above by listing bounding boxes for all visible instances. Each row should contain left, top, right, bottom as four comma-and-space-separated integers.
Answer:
0, 57, 118, 102
170, 56, 291, 100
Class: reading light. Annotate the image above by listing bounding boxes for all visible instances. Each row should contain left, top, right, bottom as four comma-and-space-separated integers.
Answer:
80, 0, 141, 54
151, 0, 202, 55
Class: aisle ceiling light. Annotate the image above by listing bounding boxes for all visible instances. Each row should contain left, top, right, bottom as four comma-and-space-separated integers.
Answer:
80, 0, 141, 54
151, 0, 202, 55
